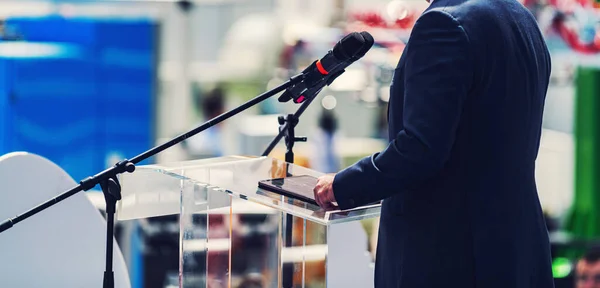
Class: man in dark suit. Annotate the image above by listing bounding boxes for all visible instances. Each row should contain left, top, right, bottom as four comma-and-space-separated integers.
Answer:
313, 0, 554, 286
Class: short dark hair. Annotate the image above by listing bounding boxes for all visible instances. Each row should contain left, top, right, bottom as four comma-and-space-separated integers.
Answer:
582, 248, 600, 263
201, 86, 225, 117
318, 109, 337, 134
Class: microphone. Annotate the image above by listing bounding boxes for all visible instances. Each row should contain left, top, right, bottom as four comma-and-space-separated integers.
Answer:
278, 31, 374, 104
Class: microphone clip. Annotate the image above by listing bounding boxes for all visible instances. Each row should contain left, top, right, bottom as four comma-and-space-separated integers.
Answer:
277, 63, 346, 104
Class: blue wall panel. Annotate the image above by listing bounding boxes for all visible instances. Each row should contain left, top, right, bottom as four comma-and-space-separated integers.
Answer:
8, 16, 96, 44
96, 20, 156, 166
0, 16, 156, 184
0, 17, 155, 288
0, 59, 10, 153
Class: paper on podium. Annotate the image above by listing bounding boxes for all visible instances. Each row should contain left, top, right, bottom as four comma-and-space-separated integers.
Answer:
118, 155, 381, 225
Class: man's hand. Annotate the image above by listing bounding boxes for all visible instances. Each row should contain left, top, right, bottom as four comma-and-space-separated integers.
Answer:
313, 174, 338, 210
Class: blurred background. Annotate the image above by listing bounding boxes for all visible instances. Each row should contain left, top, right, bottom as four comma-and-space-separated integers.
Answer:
1, 0, 600, 287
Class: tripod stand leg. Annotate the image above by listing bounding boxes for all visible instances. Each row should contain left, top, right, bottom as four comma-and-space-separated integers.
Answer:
100, 177, 122, 288
282, 213, 294, 287
283, 149, 294, 287
281, 114, 305, 287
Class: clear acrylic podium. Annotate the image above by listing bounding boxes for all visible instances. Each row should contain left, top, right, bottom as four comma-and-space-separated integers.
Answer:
117, 156, 381, 288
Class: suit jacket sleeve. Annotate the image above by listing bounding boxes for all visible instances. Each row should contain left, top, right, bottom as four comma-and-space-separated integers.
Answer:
333, 10, 473, 210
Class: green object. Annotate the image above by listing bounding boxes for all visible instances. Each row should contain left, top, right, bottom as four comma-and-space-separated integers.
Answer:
564, 66, 600, 258
552, 257, 573, 278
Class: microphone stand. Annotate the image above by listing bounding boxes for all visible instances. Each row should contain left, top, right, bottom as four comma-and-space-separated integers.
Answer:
261, 90, 317, 161
262, 94, 318, 288
0, 74, 305, 288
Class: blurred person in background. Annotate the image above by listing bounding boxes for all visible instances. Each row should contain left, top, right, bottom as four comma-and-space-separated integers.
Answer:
279, 39, 311, 75
309, 108, 341, 173
313, 0, 554, 287
375, 101, 389, 139
576, 249, 600, 288
183, 85, 226, 158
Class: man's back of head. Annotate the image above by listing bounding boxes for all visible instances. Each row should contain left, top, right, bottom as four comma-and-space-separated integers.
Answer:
577, 248, 600, 288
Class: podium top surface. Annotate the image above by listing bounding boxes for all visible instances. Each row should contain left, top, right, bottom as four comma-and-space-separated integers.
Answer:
117, 156, 381, 225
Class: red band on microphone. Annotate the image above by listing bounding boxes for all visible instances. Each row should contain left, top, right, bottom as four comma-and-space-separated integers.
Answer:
316, 60, 329, 75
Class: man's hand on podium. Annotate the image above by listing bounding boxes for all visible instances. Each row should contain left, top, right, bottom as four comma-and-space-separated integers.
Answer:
313, 174, 338, 211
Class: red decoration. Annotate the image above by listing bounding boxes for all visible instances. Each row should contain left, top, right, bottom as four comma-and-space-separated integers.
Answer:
349, 10, 416, 30
523, 0, 600, 53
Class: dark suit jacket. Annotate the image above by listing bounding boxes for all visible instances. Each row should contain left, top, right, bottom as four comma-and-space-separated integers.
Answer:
333, 0, 554, 287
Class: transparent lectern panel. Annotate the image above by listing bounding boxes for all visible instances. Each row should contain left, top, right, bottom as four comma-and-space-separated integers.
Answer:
118, 168, 187, 220
117, 156, 379, 288
180, 179, 211, 287
204, 188, 231, 288
194, 197, 329, 288
145, 156, 380, 225
180, 189, 329, 288
281, 216, 328, 288
226, 198, 279, 287
119, 156, 380, 224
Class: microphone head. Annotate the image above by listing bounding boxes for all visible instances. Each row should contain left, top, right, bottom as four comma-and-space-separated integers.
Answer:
352, 31, 374, 60
332, 32, 366, 61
